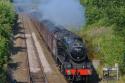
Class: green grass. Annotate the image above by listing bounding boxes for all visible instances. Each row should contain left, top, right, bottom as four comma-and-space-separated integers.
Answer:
79, 0, 125, 82
79, 25, 124, 66
79, 0, 125, 72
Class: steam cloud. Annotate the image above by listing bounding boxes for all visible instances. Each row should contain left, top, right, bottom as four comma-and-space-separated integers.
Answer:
13, 0, 85, 29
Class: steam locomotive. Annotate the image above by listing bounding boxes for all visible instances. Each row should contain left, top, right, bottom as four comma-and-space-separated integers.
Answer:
31, 18, 92, 81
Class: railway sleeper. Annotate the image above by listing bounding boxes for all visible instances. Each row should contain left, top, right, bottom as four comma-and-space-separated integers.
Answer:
30, 73, 45, 83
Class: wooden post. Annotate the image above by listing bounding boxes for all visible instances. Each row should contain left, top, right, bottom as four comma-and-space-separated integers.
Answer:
115, 63, 119, 80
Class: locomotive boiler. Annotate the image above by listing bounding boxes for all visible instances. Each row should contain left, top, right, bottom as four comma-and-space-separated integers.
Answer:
31, 18, 92, 81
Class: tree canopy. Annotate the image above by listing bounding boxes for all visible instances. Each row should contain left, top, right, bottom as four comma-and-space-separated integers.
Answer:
0, 0, 15, 82
80, 0, 125, 73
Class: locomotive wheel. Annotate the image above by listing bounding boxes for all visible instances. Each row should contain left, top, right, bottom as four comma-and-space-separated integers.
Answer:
58, 65, 61, 71
56, 58, 62, 70
56, 57, 59, 64
55, 57, 65, 74
57, 60, 64, 73
60, 65, 64, 73
59, 64, 63, 72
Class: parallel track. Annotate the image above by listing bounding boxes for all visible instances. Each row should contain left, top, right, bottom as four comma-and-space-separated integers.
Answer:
20, 14, 47, 83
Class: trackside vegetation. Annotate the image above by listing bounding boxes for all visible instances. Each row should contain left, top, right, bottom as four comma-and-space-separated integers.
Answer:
0, 0, 15, 82
80, 0, 125, 74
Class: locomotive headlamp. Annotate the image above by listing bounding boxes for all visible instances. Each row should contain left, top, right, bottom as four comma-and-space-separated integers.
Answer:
88, 70, 92, 75
67, 70, 71, 75
83, 65, 85, 68
64, 64, 72, 69
66, 63, 72, 69
77, 57, 80, 59
87, 63, 91, 68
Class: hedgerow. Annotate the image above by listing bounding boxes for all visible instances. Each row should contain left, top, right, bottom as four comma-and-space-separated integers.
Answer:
0, 0, 15, 82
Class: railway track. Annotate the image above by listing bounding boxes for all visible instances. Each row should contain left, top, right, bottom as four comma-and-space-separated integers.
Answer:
11, 13, 92, 83
16, 13, 67, 83
20, 14, 47, 83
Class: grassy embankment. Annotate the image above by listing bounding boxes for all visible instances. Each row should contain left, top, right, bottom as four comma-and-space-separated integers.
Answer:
0, 0, 15, 82
80, 0, 125, 75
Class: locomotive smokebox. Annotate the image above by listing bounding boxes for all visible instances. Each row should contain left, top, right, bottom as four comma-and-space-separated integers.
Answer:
53, 27, 87, 62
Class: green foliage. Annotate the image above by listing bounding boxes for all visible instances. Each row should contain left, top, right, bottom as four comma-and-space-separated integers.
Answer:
0, 0, 15, 81
81, 0, 125, 31
0, 68, 7, 83
80, 0, 125, 73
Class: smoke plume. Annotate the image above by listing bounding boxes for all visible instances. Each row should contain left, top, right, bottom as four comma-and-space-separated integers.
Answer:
13, 0, 85, 29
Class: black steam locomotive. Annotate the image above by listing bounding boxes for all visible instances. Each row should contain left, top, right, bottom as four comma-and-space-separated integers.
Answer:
31, 19, 92, 81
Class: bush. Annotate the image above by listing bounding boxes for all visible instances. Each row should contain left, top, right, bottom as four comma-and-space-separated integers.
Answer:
80, 0, 125, 73
0, 0, 15, 81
